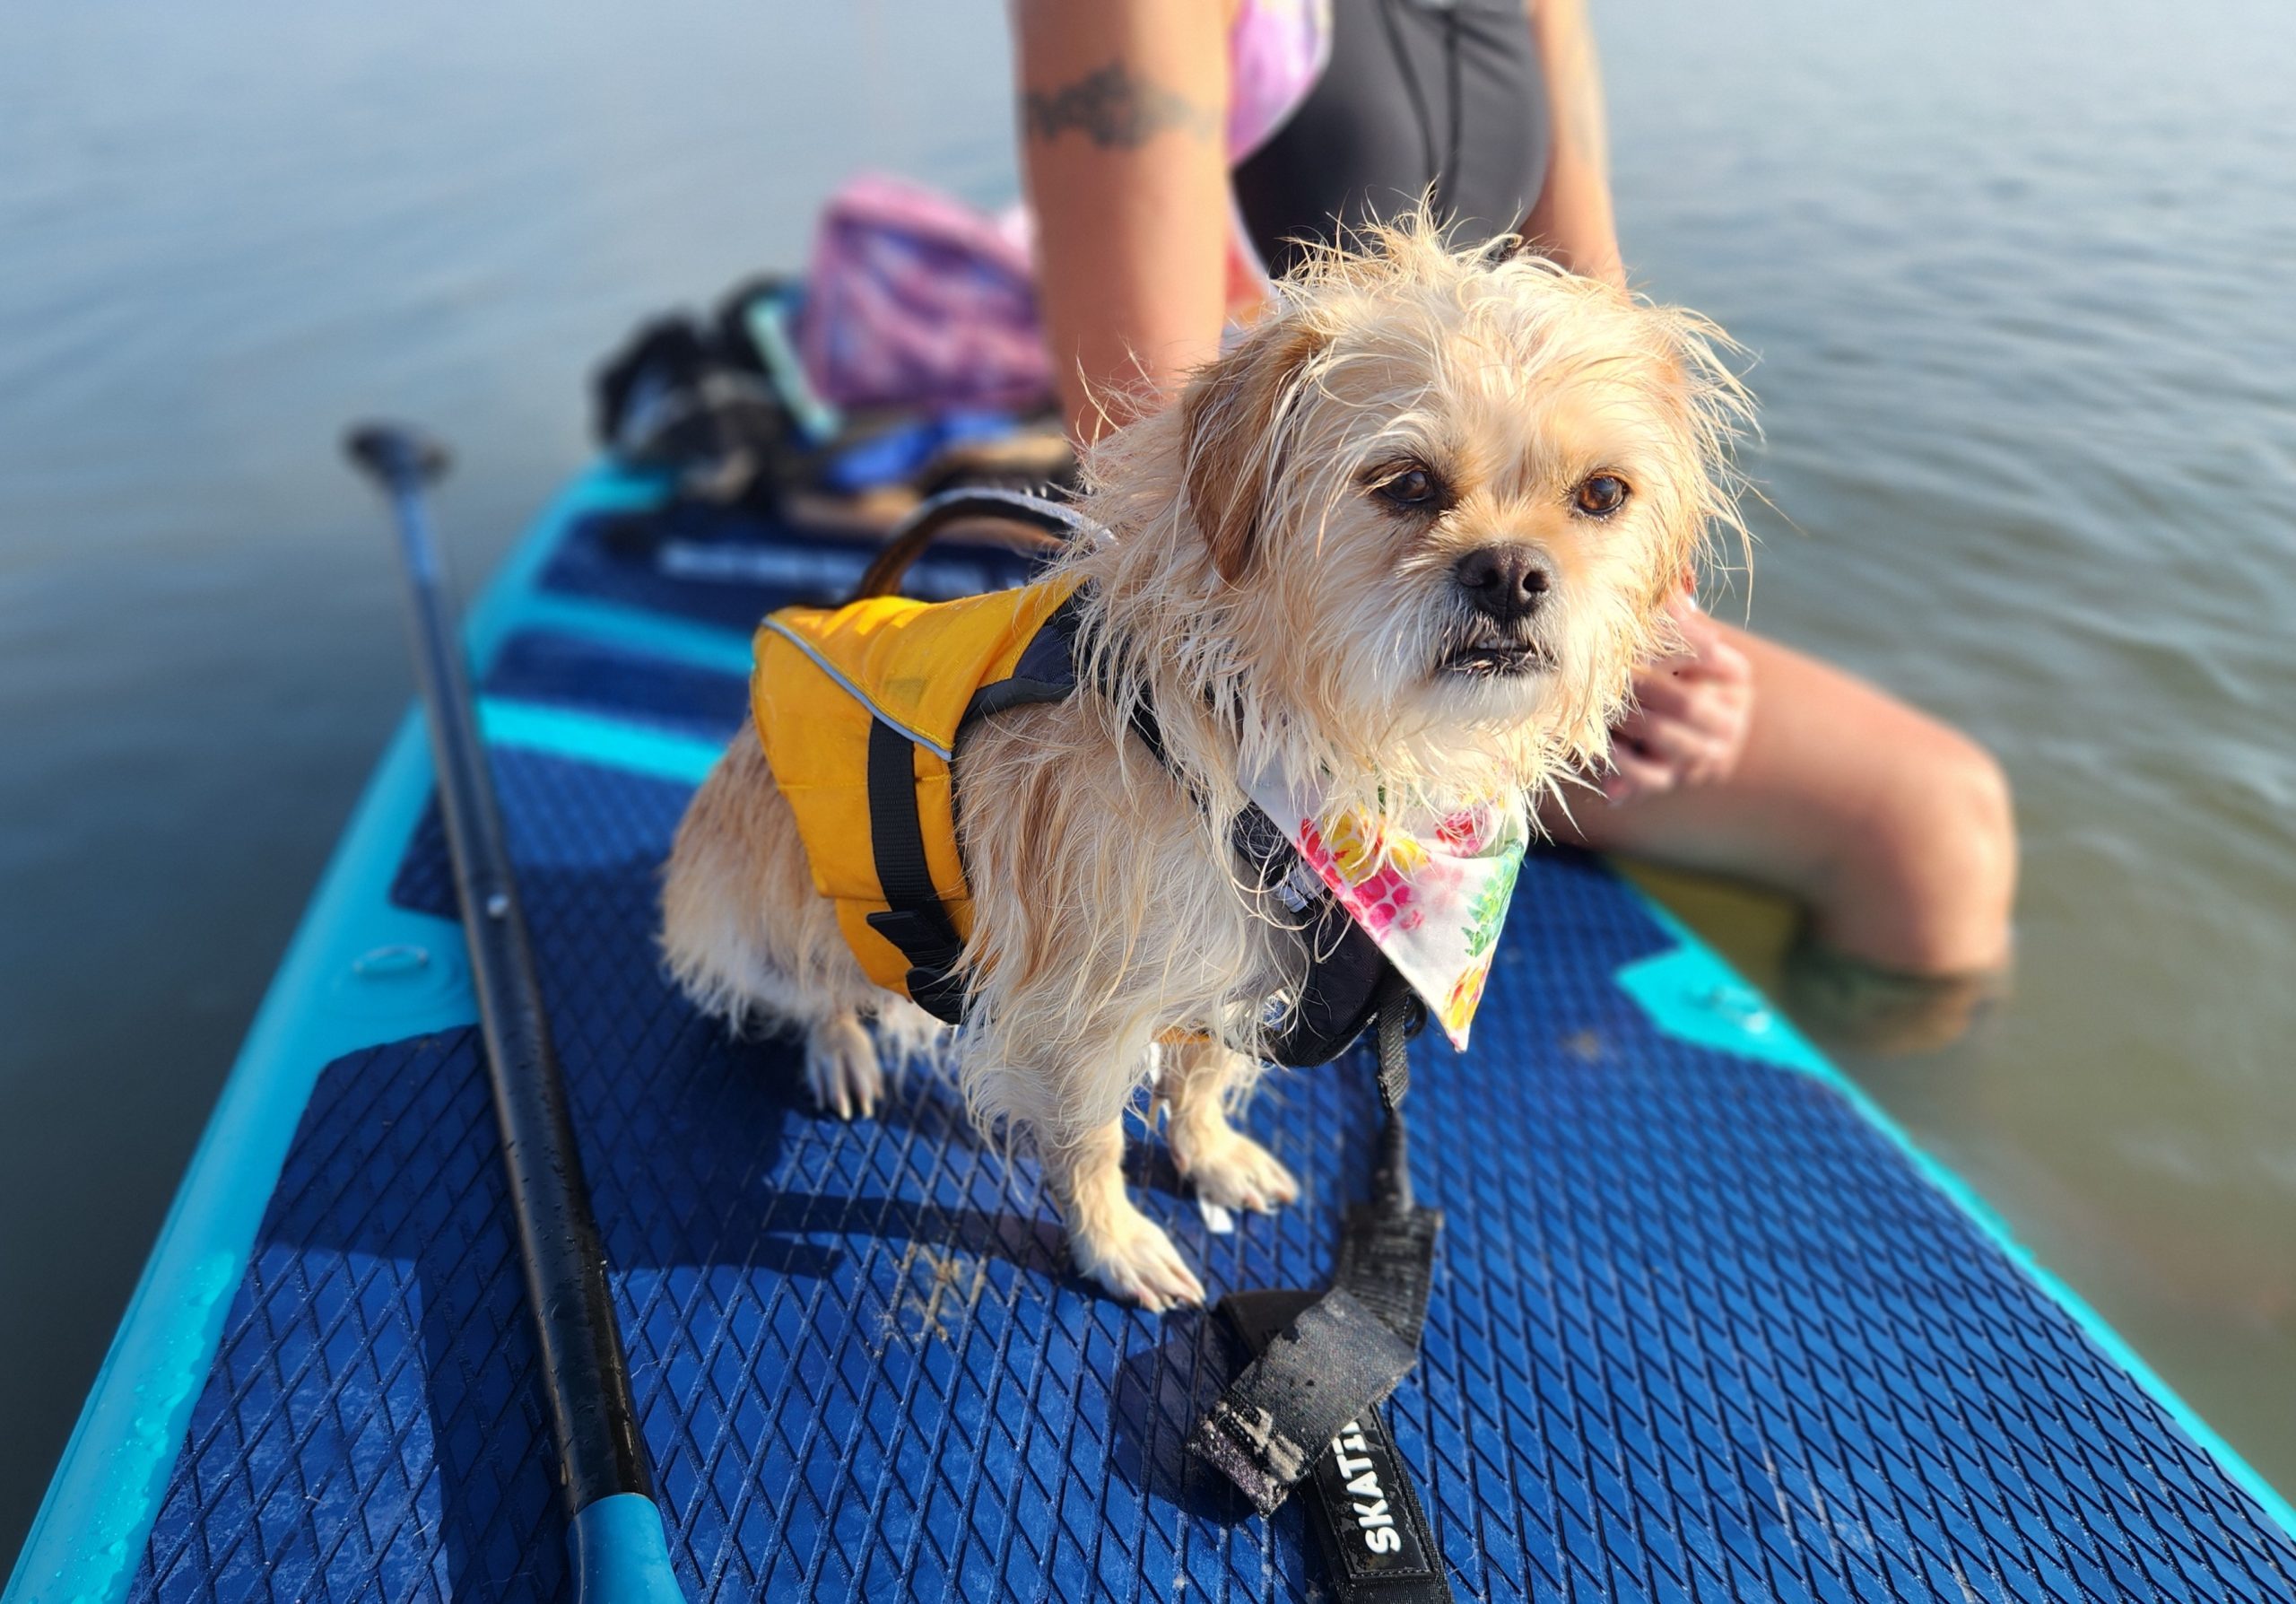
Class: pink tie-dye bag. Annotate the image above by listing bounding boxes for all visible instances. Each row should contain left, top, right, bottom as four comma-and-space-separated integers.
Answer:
794, 171, 1054, 415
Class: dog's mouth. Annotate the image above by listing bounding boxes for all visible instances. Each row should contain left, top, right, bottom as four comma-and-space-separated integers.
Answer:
1439, 639, 1554, 678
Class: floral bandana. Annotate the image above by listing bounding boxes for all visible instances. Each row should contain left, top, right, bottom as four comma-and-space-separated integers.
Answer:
1239, 769, 1530, 1049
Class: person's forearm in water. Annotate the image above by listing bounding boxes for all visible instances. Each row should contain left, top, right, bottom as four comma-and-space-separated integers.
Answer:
1013, 0, 1232, 444
1520, 0, 1625, 288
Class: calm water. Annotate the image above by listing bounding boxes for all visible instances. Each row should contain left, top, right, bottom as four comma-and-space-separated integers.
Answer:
3, 0, 2292, 1568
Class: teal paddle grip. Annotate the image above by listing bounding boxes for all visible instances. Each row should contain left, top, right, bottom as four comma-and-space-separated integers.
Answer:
570, 1491, 687, 1604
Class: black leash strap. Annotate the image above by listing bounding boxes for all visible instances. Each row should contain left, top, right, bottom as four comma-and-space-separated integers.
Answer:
1218, 1292, 1451, 1604
1189, 980, 1451, 1601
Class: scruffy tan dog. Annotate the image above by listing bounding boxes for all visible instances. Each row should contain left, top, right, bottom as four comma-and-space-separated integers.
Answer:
662, 221, 1746, 1310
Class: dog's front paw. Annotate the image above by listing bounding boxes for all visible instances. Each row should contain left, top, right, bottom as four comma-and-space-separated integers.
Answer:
804, 1013, 883, 1120
1172, 1127, 1300, 1215
1071, 1210, 1207, 1313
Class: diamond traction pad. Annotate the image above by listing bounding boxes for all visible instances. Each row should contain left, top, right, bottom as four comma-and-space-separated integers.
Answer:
130, 638, 2296, 1603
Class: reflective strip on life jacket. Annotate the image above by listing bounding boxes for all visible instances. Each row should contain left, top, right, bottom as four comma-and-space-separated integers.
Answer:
751, 577, 1083, 1008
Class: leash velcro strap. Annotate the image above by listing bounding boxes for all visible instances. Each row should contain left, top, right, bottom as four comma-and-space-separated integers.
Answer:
1192, 1287, 1418, 1515
860, 718, 970, 1023
1217, 1291, 1453, 1604
1190, 1190, 1443, 1519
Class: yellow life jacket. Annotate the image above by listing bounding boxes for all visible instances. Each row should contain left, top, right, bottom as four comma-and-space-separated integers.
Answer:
751, 576, 1084, 1016
751, 568, 1413, 1070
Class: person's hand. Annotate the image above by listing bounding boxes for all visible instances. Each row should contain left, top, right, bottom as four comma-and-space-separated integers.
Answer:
1604, 595, 1753, 803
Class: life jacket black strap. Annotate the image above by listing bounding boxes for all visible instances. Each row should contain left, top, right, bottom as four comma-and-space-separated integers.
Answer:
861, 718, 970, 1024
860, 588, 1092, 1024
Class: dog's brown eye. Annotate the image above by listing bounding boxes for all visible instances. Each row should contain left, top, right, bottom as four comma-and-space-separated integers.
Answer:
1573, 474, 1630, 517
1376, 466, 1440, 510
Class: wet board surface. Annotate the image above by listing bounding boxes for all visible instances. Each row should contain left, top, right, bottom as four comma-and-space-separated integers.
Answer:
14, 469, 2294, 1604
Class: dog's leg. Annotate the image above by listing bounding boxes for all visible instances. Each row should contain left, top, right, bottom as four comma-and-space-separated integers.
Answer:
1042, 1115, 1207, 1312
663, 734, 916, 1120
804, 1008, 883, 1120
1160, 1039, 1299, 1213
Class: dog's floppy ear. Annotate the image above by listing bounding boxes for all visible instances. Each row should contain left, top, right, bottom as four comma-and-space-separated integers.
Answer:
1179, 318, 1325, 584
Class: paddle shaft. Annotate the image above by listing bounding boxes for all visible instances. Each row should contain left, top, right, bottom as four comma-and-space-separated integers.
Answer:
352, 430, 653, 1518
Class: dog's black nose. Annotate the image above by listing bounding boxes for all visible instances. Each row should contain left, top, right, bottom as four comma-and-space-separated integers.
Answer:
1453, 545, 1552, 623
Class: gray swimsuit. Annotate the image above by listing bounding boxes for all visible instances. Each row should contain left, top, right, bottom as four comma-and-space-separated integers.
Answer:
1233, 0, 1552, 276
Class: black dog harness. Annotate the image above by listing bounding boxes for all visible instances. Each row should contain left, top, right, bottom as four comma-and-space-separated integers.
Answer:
855, 492, 1454, 1601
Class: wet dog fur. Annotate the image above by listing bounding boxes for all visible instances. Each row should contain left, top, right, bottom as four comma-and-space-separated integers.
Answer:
661, 219, 1748, 1308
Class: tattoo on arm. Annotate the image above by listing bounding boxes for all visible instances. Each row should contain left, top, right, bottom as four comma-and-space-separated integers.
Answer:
1022, 60, 1220, 149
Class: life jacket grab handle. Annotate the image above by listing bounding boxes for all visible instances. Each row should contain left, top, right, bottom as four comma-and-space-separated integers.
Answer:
849, 487, 1087, 602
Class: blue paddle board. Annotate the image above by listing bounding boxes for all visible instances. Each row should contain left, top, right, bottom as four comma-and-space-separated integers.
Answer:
10, 466, 2292, 1603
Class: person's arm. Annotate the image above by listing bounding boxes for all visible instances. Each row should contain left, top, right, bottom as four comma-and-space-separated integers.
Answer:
1520, 0, 1625, 288
1013, 0, 1233, 443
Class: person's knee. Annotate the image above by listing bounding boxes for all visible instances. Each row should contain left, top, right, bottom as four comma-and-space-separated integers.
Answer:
1944, 737, 2017, 900
1826, 728, 2016, 975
